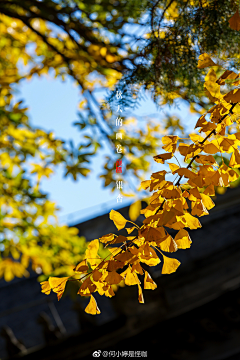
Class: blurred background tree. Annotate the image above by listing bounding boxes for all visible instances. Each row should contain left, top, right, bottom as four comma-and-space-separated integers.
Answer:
0, 0, 239, 281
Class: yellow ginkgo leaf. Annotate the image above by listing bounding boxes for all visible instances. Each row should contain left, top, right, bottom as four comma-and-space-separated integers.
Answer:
139, 255, 160, 266
78, 277, 97, 296
204, 143, 219, 154
124, 266, 140, 285
144, 271, 157, 290
203, 184, 215, 196
195, 155, 217, 165
109, 209, 127, 230
105, 271, 123, 285
129, 200, 141, 221
107, 259, 124, 272
229, 148, 240, 168
173, 168, 197, 180
140, 180, 151, 190
92, 269, 102, 282
216, 70, 239, 85
228, 169, 238, 182
168, 163, 180, 173
174, 229, 192, 249
224, 89, 240, 104
162, 135, 178, 152
132, 262, 144, 275
161, 255, 181, 274
189, 133, 204, 143
204, 69, 222, 101
99, 233, 115, 244
85, 239, 100, 268
40, 280, 51, 295
153, 152, 173, 164
85, 295, 101, 315
184, 212, 202, 230
159, 235, 178, 252
126, 226, 136, 234
197, 53, 217, 69
73, 259, 88, 273
200, 193, 215, 210
49, 276, 69, 300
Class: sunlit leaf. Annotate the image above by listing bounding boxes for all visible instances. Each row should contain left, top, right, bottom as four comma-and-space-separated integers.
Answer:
197, 53, 217, 69
49, 276, 70, 300
109, 209, 127, 230
174, 229, 192, 249
144, 271, 157, 290
85, 239, 100, 268
85, 295, 101, 315
129, 200, 142, 221
161, 255, 181, 274
40, 280, 51, 295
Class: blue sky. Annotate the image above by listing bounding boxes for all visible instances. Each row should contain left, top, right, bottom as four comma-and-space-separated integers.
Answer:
11, 13, 201, 226
15, 70, 197, 226
10, 14, 201, 224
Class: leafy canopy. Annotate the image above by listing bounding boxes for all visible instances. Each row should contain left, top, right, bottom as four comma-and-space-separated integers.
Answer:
41, 49, 240, 314
1, 1, 240, 285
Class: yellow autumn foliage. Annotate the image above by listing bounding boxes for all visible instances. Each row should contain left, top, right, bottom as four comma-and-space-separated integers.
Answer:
40, 50, 240, 314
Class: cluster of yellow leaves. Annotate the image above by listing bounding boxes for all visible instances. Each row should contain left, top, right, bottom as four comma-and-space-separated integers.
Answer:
0, 259, 29, 282
41, 52, 240, 314
0, 12, 124, 93
0, 5, 172, 283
